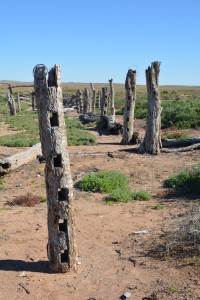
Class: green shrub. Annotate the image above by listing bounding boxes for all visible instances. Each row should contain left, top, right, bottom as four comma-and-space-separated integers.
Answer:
132, 190, 151, 201
162, 130, 190, 140
106, 187, 134, 203
166, 164, 200, 193
79, 171, 129, 193
162, 101, 200, 129
106, 188, 151, 204
154, 203, 165, 210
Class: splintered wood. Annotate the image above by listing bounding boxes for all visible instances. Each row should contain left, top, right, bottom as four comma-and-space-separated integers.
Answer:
33, 64, 77, 273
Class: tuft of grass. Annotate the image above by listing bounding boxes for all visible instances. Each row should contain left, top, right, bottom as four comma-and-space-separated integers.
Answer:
150, 206, 200, 262
132, 190, 151, 201
106, 188, 151, 204
154, 203, 165, 210
40, 196, 47, 203
79, 171, 129, 193
162, 129, 190, 140
106, 187, 134, 203
165, 164, 200, 193
0, 179, 5, 190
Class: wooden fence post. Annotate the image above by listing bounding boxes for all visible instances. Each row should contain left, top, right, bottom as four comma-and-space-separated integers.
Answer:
31, 92, 36, 110
83, 88, 90, 114
101, 87, 108, 119
90, 83, 96, 113
109, 78, 115, 122
96, 90, 101, 109
139, 61, 162, 154
16, 93, 21, 113
7, 85, 16, 115
121, 69, 137, 144
33, 64, 77, 273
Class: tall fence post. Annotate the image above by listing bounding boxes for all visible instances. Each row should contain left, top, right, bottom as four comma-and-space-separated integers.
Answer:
83, 88, 90, 114
90, 83, 96, 113
140, 61, 162, 154
121, 69, 137, 144
100, 87, 108, 126
33, 64, 77, 273
96, 90, 101, 109
109, 78, 115, 122
7, 85, 16, 115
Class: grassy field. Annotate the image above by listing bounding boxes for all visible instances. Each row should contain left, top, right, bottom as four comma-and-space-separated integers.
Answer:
0, 81, 200, 147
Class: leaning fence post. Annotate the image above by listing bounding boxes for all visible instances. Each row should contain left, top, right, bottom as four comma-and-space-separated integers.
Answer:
33, 64, 77, 273
139, 61, 162, 154
121, 69, 137, 144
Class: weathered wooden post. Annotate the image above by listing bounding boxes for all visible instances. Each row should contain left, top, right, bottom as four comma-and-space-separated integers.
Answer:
83, 88, 90, 114
96, 90, 101, 109
101, 87, 108, 119
109, 79, 115, 122
76, 90, 80, 113
31, 92, 36, 110
7, 85, 16, 115
90, 83, 96, 113
33, 64, 77, 272
139, 61, 162, 154
121, 69, 137, 144
16, 93, 21, 113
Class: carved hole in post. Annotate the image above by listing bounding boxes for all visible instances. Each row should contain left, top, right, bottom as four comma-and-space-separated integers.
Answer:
60, 249, 68, 263
54, 154, 62, 168
58, 188, 69, 201
127, 117, 129, 122
127, 128, 129, 132
50, 112, 59, 127
128, 96, 131, 100
59, 219, 67, 232
127, 106, 130, 111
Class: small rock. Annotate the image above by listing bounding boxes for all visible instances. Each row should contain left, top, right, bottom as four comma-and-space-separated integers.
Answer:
77, 261, 81, 265
120, 291, 131, 299
19, 271, 27, 278
133, 230, 149, 234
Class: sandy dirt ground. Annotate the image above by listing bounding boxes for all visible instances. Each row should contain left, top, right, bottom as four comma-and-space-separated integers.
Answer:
0, 115, 200, 300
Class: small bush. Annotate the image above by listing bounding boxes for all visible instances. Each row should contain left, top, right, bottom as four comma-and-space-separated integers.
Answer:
166, 164, 200, 193
132, 190, 151, 201
6, 193, 42, 207
79, 171, 129, 193
106, 188, 151, 204
154, 203, 165, 210
106, 187, 134, 203
162, 130, 190, 140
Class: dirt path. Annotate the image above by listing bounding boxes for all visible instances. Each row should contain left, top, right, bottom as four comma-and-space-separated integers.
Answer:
0, 117, 200, 300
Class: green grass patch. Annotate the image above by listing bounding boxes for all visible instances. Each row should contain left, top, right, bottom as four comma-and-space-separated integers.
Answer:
154, 203, 165, 210
0, 97, 96, 147
162, 129, 190, 140
79, 171, 129, 193
165, 164, 200, 193
106, 188, 151, 204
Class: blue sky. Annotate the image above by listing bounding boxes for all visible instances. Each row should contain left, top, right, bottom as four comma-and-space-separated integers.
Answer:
1, 0, 200, 85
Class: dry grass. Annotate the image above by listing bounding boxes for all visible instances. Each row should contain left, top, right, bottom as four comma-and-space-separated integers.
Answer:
6, 193, 42, 207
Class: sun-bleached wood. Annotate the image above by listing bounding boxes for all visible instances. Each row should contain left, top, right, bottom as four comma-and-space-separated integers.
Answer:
33, 64, 77, 273
0, 143, 42, 174
140, 62, 161, 154
121, 69, 136, 144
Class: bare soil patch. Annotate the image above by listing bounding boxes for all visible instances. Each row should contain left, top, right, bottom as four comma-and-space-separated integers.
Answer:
0, 116, 200, 300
